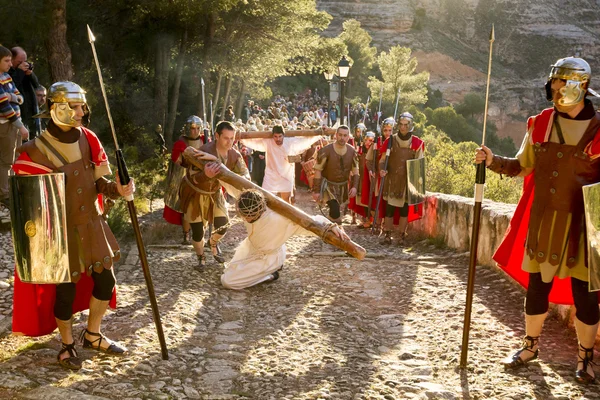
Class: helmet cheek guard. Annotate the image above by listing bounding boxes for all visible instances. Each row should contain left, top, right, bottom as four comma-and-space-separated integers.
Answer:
546, 57, 593, 107
47, 81, 88, 129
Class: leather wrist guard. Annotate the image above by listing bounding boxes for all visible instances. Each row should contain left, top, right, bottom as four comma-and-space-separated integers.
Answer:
351, 174, 360, 190
96, 177, 121, 200
487, 155, 521, 177
312, 177, 322, 193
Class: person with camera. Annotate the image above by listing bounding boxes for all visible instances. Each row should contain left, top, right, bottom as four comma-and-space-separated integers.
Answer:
8, 46, 40, 138
0, 46, 29, 209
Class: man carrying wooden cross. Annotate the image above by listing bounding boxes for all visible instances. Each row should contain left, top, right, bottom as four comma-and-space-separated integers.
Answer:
240, 124, 322, 203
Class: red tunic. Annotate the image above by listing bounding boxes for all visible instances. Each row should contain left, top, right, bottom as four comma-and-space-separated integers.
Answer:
11, 128, 117, 337
493, 108, 600, 305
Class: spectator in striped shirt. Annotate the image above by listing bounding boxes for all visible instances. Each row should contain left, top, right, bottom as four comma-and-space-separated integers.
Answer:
0, 45, 29, 208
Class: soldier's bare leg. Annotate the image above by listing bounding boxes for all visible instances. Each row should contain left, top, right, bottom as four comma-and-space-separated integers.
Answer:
182, 219, 191, 245
190, 221, 206, 269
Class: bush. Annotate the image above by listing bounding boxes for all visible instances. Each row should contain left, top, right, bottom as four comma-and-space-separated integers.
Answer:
105, 130, 169, 238
422, 127, 522, 204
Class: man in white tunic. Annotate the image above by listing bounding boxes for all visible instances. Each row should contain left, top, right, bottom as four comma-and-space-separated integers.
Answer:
240, 125, 322, 203
221, 189, 348, 290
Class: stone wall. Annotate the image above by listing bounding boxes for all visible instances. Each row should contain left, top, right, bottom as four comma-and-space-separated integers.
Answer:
410, 191, 515, 267
412, 192, 598, 339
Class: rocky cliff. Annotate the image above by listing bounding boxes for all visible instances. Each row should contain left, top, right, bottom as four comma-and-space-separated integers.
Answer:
317, 0, 600, 144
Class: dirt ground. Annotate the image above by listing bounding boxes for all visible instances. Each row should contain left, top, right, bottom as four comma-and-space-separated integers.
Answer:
0, 189, 597, 399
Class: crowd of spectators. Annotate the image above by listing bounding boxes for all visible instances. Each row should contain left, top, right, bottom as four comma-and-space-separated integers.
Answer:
0, 45, 47, 209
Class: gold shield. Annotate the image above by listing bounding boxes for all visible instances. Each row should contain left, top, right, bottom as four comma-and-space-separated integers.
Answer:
9, 173, 70, 284
583, 182, 600, 292
406, 157, 426, 205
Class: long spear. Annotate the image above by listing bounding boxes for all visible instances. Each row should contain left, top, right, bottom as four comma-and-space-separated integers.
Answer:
87, 25, 169, 360
460, 25, 495, 369
371, 87, 401, 234
376, 86, 383, 133
361, 96, 370, 125
201, 78, 207, 128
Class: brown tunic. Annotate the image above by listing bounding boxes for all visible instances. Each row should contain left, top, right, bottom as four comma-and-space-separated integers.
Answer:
315, 143, 358, 204
526, 116, 600, 269
379, 135, 420, 206
18, 132, 120, 283
179, 140, 247, 222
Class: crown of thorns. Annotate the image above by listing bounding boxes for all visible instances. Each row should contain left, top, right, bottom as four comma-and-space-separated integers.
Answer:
236, 189, 267, 221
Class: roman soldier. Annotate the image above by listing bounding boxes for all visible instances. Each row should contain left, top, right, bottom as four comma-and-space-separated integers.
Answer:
349, 130, 375, 228
163, 115, 206, 244
11, 81, 134, 369
475, 57, 600, 384
366, 117, 395, 231
377, 112, 425, 245
179, 120, 250, 268
312, 125, 359, 223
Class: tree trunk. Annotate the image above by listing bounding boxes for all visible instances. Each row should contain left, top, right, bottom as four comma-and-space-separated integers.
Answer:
166, 30, 188, 147
211, 70, 223, 127
45, 0, 73, 81
196, 11, 217, 119
153, 34, 172, 146
222, 75, 233, 118
235, 79, 246, 121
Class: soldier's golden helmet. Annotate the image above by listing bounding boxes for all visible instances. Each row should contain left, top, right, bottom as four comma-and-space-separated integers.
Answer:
48, 81, 90, 128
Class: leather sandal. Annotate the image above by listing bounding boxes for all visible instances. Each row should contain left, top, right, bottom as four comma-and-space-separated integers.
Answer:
575, 343, 596, 384
57, 342, 82, 370
81, 329, 127, 355
182, 230, 191, 245
502, 335, 539, 369
210, 242, 225, 264
195, 254, 206, 270
380, 232, 392, 245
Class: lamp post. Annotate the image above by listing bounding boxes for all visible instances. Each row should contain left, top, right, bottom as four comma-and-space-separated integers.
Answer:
338, 56, 350, 126
323, 71, 334, 126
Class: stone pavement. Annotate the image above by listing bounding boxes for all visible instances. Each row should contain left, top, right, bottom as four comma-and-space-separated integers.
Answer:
0, 193, 598, 399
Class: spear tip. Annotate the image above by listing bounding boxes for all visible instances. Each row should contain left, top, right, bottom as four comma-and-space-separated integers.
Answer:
201, 78, 205, 85
490, 24, 495, 42
87, 25, 96, 43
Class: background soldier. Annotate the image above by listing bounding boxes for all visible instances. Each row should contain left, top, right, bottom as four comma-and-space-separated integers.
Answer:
349, 130, 375, 228
475, 57, 600, 384
11, 81, 134, 370
179, 121, 249, 269
163, 115, 206, 244
366, 117, 395, 231
377, 112, 425, 245
312, 125, 359, 224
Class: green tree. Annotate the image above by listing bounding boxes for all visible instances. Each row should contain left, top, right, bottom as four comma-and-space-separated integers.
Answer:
422, 127, 521, 204
456, 93, 485, 120
367, 46, 429, 118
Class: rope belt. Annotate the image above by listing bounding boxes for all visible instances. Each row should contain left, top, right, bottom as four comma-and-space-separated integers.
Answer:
184, 175, 217, 195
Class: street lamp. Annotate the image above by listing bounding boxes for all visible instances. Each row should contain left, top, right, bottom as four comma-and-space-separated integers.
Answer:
338, 56, 350, 126
323, 71, 334, 126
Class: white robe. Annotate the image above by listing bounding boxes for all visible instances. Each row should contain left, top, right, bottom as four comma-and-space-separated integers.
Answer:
221, 209, 329, 290
240, 136, 322, 193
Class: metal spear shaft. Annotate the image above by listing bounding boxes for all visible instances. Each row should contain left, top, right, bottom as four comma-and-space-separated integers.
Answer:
87, 25, 169, 360
393, 87, 401, 121
201, 78, 207, 129
460, 25, 495, 369
376, 86, 383, 133
362, 96, 370, 124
